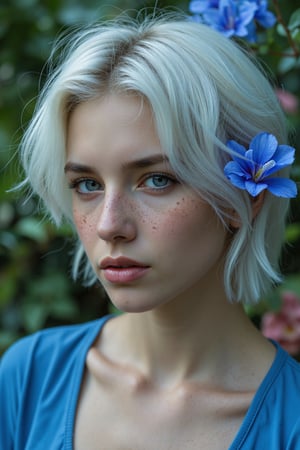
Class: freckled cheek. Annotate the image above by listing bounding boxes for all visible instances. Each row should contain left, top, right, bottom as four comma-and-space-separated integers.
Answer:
156, 211, 191, 236
133, 205, 173, 234
144, 200, 199, 237
148, 198, 224, 241
125, 202, 160, 232
72, 209, 96, 245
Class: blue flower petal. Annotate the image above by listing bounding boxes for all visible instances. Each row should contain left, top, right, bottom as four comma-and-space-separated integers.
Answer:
203, 9, 221, 25
257, 11, 276, 28
224, 160, 252, 179
245, 180, 268, 197
239, 1, 257, 25
245, 149, 254, 161
260, 145, 296, 177
224, 132, 297, 198
272, 145, 295, 167
227, 141, 255, 173
227, 140, 246, 156
265, 178, 298, 198
245, 21, 257, 43
189, 0, 210, 14
255, 3, 276, 28
250, 132, 278, 164
225, 172, 247, 190
234, 149, 255, 174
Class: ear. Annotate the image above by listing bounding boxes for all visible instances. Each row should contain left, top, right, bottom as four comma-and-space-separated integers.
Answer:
229, 191, 265, 230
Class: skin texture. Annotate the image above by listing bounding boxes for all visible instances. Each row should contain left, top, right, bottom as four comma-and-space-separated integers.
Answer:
66, 94, 228, 314
65, 94, 276, 450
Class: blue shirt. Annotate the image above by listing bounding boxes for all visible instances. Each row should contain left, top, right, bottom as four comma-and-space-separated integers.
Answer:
1, 315, 300, 449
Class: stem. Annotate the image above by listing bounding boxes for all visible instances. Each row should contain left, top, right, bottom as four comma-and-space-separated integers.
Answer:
272, 0, 300, 58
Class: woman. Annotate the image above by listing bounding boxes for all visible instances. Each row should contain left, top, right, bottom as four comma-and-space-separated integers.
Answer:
1, 13, 299, 449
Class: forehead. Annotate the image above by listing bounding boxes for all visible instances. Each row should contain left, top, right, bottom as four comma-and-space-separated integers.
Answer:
67, 93, 152, 135
66, 93, 165, 165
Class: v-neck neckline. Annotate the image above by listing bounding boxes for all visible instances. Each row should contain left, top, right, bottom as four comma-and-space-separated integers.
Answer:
63, 317, 285, 450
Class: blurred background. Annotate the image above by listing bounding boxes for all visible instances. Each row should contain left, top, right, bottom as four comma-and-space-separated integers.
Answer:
0, 0, 300, 355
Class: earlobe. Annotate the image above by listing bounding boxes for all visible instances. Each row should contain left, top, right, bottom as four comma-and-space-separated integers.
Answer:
228, 191, 265, 230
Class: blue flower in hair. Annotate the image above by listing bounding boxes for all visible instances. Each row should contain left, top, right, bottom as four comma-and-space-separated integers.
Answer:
224, 132, 297, 198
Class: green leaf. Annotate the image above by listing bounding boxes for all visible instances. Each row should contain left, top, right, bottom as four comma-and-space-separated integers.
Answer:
278, 55, 298, 73
0, 276, 17, 306
0, 231, 18, 249
292, 29, 300, 43
257, 44, 269, 55
265, 290, 282, 312
50, 297, 79, 319
26, 273, 70, 300
285, 223, 300, 243
276, 23, 287, 37
280, 276, 300, 298
0, 203, 15, 228
15, 217, 49, 243
0, 331, 20, 355
288, 9, 300, 31
22, 303, 48, 332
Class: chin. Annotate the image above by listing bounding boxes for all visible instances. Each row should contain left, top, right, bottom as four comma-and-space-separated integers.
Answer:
109, 295, 164, 314
112, 303, 155, 314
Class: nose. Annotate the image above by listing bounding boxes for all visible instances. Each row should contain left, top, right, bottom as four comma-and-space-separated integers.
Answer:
96, 191, 137, 243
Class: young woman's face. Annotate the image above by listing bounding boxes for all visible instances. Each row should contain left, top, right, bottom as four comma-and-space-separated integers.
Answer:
66, 94, 228, 312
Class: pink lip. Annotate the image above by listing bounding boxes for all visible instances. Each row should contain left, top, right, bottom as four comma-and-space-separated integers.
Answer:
99, 257, 150, 283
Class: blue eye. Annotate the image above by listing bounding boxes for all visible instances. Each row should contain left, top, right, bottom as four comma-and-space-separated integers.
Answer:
144, 174, 173, 189
69, 179, 101, 194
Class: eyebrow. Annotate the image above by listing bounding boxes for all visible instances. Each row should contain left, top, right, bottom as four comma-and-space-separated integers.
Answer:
64, 154, 169, 174
64, 162, 96, 175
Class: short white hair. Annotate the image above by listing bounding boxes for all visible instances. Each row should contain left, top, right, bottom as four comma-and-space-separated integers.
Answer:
20, 13, 291, 304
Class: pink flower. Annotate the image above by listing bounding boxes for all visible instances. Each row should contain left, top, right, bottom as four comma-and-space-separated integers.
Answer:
275, 89, 299, 115
261, 291, 300, 356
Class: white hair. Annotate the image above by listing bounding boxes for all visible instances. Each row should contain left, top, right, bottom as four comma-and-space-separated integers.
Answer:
19, 13, 291, 304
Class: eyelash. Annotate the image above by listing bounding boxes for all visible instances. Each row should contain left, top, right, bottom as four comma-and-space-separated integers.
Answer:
139, 172, 177, 191
68, 178, 102, 194
68, 172, 177, 196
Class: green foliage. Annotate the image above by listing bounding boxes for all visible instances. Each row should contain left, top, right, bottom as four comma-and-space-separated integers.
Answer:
1, 0, 300, 353
0, 206, 110, 352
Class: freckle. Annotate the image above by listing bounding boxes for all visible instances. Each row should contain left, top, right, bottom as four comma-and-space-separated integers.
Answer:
152, 226, 157, 230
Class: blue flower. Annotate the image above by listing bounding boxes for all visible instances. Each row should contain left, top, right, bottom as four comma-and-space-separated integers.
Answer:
189, 0, 220, 15
224, 132, 297, 198
249, 0, 276, 28
202, 0, 256, 37
244, 0, 276, 40
189, 0, 276, 42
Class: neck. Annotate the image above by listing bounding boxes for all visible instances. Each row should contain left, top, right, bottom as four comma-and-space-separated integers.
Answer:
103, 286, 270, 390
